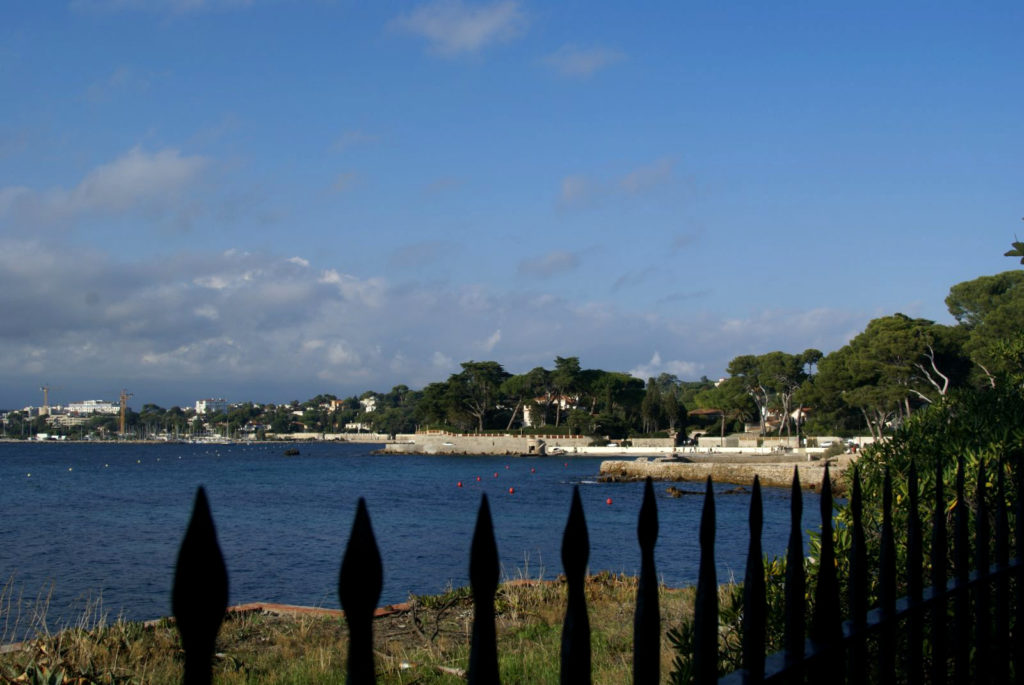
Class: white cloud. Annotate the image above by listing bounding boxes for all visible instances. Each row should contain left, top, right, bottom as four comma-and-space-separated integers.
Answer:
327, 341, 361, 366
332, 172, 360, 193
334, 130, 378, 152
86, 66, 154, 102
629, 352, 700, 381
558, 158, 675, 209
319, 269, 386, 307
193, 275, 231, 290
392, 0, 526, 56
0, 146, 208, 226
518, 250, 580, 278
0, 238, 872, 406
194, 305, 219, 320
287, 256, 310, 267
432, 351, 455, 369
558, 175, 591, 208
619, 158, 674, 194
542, 45, 625, 78
480, 329, 502, 352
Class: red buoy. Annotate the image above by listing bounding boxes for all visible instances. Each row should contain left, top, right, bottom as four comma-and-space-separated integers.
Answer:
505, 465, 510, 469
606, 498, 613, 505
457, 481, 463, 487
509, 487, 515, 494
494, 472, 499, 478
476, 476, 482, 482
530, 467, 536, 473
564, 462, 568, 467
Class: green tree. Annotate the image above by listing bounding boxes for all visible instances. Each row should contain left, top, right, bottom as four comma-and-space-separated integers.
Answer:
693, 378, 755, 445
500, 371, 543, 431
726, 355, 771, 434
946, 271, 1024, 383
640, 378, 664, 433
450, 361, 511, 432
551, 356, 582, 427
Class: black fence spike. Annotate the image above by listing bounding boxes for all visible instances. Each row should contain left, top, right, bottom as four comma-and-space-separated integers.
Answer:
783, 467, 806, 667
633, 477, 660, 685
172, 486, 229, 685
993, 460, 1009, 685
742, 475, 765, 681
974, 460, 990, 685
930, 460, 948, 685
954, 456, 970, 685
468, 494, 501, 685
906, 461, 923, 684
338, 497, 383, 685
848, 468, 867, 683
811, 464, 842, 683
560, 486, 591, 684
877, 467, 896, 680
693, 476, 718, 685
1013, 453, 1024, 685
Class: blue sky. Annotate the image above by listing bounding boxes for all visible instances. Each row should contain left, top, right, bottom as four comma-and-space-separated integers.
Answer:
1, 1, 1022, 409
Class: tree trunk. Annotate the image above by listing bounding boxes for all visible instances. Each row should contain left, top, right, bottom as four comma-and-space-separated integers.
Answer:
859, 407, 878, 441
505, 400, 522, 431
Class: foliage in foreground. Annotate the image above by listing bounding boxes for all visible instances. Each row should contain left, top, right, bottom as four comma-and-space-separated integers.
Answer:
666, 381, 1024, 683
1, 574, 694, 684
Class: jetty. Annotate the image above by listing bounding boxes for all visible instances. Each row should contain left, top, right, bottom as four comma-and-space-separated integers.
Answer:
598, 455, 853, 492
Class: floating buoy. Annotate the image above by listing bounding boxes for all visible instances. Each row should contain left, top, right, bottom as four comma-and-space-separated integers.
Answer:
105, 464, 109, 468
136, 460, 141, 464
457, 481, 463, 487
493, 472, 499, 478
564, 463, 568, 467
476, 476, 482, 482
509, 487, 515, 494
505, 465, 510, 469
530, 467, 536, 473
606, 498, 613, 505
68, 467, 72, 471
26, 473, 30, 477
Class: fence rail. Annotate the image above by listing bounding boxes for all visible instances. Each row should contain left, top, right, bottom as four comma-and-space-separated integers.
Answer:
173, 459, 1022, 683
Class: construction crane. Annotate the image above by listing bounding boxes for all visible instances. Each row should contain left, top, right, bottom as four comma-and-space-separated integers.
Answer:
119, 389, 134, 436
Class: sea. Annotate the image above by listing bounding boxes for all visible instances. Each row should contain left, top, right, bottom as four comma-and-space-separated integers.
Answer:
0, 442, 821, 633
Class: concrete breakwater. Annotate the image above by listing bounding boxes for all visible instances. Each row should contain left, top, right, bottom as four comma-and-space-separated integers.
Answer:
599, 459, 848, 493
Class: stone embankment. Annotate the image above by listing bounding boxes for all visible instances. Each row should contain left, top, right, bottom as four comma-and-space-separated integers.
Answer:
599, 457, 851, 493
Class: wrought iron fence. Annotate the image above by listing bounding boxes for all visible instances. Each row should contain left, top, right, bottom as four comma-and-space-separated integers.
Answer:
172, 459, 1021, 683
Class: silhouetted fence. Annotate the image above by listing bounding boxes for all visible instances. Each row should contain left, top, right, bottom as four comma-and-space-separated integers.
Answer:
172, 459, 1021, 683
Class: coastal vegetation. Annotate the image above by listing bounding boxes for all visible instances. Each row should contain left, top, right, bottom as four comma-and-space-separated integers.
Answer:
0, 574, 697, 684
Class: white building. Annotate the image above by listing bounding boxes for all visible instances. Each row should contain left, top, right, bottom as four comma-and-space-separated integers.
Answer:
195, 398, 228, 415
66, 400, 119, 415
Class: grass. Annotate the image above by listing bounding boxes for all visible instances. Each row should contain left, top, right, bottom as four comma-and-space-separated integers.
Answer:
0, 573, 697, 684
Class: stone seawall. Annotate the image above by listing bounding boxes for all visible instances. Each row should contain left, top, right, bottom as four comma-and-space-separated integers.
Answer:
599, 459, 847, 492
383, 433, 593, 455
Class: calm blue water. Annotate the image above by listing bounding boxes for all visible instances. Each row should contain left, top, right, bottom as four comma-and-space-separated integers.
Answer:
0, 442, 820, 630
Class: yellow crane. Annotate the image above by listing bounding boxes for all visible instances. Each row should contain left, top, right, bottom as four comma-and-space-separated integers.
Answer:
119, 389, 133, 436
